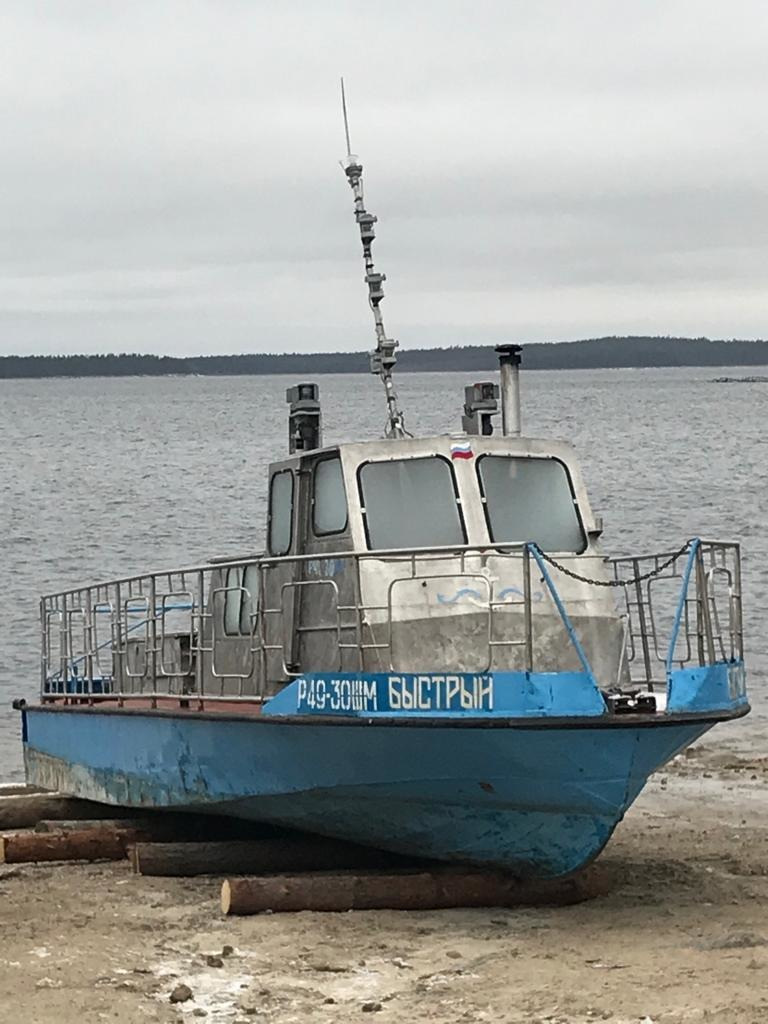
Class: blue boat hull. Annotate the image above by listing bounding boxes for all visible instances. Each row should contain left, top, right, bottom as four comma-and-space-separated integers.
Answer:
22, 705, 720, 877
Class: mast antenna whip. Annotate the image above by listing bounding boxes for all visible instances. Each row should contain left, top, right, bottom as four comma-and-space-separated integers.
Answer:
340, 77, 408, 438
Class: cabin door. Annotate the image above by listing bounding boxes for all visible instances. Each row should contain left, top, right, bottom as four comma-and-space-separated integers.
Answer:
263, 466, 303, 683
295, 454, 354, 675
264, 454, 354, 683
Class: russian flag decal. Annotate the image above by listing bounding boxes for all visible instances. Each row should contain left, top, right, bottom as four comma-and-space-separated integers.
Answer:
450, 442, 474, 460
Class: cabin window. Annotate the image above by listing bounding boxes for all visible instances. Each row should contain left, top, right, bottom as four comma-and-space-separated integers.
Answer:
313, 457, 348, 535
358, 456, 466, 550
268, 470, 294, 556
223, 566, 242, 637
477, 455, 586, 553
239, 563, 260, 635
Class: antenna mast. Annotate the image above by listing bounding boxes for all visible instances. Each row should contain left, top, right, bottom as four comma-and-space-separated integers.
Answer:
340, 78, 408, 438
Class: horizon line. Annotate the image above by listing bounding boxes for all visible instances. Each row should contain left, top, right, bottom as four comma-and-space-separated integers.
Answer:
2, 334, 768, 361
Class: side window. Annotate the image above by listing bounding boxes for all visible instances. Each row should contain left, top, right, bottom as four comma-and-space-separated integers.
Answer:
358, 457, 466, 550
223, 566, 242, 637
313, 457, 348, 535
239, 563, 260, 635
268, 470, 294, 556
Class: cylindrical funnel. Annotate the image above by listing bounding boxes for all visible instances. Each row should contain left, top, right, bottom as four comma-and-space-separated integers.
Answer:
495, 344, 523, 437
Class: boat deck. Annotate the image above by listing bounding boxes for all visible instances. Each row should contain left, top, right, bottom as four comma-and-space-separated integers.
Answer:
27, 693, 750, 731
39, 695, 266, 715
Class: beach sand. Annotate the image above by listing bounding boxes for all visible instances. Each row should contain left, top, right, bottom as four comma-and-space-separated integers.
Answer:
0, 747, 766, 1024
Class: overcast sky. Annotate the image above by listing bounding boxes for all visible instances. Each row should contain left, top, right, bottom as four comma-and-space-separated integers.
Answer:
1, 2, 766, 356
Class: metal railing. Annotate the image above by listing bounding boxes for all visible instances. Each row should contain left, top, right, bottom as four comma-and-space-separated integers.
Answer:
38, 538, 741, 704
609, 539, 743, 688
41, 544, 522, 701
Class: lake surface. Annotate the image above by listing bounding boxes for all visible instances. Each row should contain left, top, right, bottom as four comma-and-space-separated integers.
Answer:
0, 368, 765, 779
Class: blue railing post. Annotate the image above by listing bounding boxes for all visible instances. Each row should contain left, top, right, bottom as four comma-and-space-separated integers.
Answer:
527, 544, 598, 686
666, 538, 701, 675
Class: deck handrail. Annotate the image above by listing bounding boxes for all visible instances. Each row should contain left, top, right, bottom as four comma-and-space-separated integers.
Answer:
40, 542, 608, 603
610, 539, 742, 687
38, 538, 741, 703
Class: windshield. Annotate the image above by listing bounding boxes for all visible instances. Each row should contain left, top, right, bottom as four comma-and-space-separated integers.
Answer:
358, 456, 466, 549
477, 455, 586, 552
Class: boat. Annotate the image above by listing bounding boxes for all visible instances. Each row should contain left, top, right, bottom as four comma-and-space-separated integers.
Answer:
15, 90, 749, 879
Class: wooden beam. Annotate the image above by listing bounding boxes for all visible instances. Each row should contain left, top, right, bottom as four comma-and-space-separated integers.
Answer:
0, 793, 289, 837
0, 827, 134, 863
0, 784, 47, 797
1, 814, 277, 862
221, 865, 612, 915
132, 837, 417, 877
32, 816, 241, 839
0, 793, 135, 830
34, 818, 165, 833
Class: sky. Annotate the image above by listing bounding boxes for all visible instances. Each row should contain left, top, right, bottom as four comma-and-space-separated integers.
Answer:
1, 1, 767, 356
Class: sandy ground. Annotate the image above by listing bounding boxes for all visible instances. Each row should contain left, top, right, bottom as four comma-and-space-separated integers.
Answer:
1, 747, 766, 1024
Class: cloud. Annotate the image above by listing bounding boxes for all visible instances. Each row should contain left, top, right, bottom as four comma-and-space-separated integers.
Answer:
0, 0, 766, 354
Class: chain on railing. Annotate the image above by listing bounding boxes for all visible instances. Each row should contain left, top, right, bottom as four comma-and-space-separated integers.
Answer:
530, 539, 694, 588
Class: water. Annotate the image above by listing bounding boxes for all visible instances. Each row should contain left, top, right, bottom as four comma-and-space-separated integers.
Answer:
1, 368, 765, 779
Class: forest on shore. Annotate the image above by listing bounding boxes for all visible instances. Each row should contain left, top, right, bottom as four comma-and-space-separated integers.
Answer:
2, 336, 768, 379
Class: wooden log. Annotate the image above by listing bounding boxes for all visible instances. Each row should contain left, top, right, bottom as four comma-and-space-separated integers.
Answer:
0, 793, 138, 830
132, 837, 417, 877
0, 793, 282, 836
32, 817, 236, 841
0, 827, 134, 864
0, 783, 47, 797
1, 816, 231, 862
34, 817, 162, 833
221, 865, 613, 915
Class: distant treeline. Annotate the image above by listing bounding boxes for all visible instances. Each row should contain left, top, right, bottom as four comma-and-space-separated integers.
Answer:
2, 336, 768, 379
